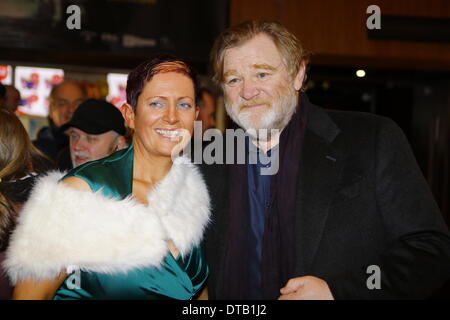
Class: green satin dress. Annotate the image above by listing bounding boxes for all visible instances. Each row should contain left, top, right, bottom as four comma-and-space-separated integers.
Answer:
52, 145, 208, 300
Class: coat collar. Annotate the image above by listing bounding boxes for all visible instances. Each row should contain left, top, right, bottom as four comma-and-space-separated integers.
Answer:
293, 95, 344, 275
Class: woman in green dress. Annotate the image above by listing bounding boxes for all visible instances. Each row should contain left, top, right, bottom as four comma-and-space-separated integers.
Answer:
4, 54, 210, 300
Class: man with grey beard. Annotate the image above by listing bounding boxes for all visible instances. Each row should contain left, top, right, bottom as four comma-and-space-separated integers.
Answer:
202, 20, 450, 300
58, 99, 128, 169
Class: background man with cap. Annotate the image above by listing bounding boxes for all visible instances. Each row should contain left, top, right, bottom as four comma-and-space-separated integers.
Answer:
57, 99, 128, 169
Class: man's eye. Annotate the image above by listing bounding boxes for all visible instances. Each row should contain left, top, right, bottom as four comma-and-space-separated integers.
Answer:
226, 78, 239, 85
57, 101, 68, 107
257, 72, 269, 79
87, 137, 97, 143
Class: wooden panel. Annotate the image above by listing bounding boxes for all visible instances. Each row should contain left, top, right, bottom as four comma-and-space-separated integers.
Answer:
230, 0, 281, 24
230, 0, 450, 70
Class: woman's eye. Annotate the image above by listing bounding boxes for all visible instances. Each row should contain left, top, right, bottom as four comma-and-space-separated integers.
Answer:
149, 101, 164, 108
87, 137, 97, 143
178, 102, 192, 109
257, 72, 269, 79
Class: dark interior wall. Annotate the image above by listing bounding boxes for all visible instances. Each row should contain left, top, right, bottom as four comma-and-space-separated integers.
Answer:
230, 0, 450, 71
0, 0, 230, 73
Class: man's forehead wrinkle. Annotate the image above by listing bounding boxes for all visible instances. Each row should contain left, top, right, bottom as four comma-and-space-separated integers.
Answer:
224, 62, 282, 76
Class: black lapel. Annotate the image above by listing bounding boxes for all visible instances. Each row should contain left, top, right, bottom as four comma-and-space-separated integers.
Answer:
293, 101, 344, 275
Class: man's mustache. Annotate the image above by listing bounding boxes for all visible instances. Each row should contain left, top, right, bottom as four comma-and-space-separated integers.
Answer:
72, 151, 89, 160
239, 100, 271, 110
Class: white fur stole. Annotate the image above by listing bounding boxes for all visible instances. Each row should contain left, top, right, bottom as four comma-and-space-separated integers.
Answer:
3, 156, 210, 284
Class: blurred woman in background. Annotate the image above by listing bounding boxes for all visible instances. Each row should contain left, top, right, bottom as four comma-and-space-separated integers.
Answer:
0, 108, 53, 299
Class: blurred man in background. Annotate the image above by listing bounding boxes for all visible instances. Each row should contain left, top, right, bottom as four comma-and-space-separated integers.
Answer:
197, 88, 217, 133
33, 80, 87, 161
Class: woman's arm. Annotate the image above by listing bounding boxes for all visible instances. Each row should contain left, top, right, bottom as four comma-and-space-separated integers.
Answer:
195, 286, 208, 300
60, 176, 92, 191
13, 272, 68, 300
13, 176, 91, 300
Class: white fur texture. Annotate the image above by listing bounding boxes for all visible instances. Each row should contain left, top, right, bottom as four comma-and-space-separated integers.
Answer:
4, 157, 210, 284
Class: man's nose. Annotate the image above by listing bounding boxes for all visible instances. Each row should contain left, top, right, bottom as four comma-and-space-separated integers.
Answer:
241, 79, 260, 101
72, 138, 86, 151
69, 102, 80, 112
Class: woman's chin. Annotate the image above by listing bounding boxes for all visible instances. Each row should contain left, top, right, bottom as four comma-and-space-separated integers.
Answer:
155, 145, 185, 159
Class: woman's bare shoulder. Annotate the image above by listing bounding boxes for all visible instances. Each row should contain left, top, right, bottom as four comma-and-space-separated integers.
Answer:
61, 176, 92, 192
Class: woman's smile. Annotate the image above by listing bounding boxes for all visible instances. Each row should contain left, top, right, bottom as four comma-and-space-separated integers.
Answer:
155, 128, 182, 140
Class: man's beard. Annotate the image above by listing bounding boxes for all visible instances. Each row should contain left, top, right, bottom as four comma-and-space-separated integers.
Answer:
224, 83, 298, 140
71, 139, 119, 168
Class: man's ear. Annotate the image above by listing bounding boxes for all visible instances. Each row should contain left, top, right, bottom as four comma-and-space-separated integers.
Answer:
120, 103, 135, 129
293, 62, 307, 91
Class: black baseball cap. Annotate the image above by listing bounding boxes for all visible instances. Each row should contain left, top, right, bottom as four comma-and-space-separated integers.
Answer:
60, 99, 126, 136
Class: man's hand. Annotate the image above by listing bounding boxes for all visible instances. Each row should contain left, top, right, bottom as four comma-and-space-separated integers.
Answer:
278, 276, 334, 300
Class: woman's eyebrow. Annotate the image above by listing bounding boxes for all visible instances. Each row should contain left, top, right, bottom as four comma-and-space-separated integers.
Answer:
178, 96, 194, 101
145, 96, 168, 101
144, 96, 193, 101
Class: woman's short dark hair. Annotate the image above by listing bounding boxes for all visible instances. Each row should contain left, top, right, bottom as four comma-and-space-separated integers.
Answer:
126, 53, 200, 111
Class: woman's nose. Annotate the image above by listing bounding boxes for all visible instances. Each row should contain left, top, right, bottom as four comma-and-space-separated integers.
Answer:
163, 104, 179, 124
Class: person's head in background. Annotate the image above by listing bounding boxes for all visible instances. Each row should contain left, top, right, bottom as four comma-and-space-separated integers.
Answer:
3, 85, 21, 113
48, 80, 87, 128
0, 109, 53, 250
210, 20, 309, 139
60, 99, 127, 168
197, 88, 216, 133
